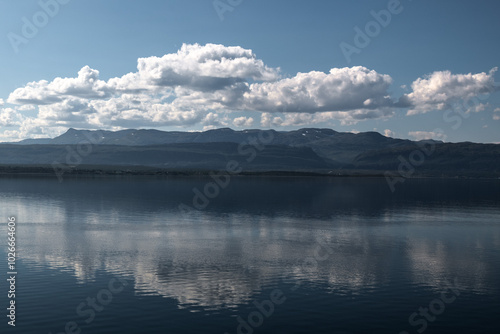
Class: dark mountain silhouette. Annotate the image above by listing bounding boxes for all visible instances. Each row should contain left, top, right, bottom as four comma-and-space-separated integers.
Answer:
3, 128, 499, 177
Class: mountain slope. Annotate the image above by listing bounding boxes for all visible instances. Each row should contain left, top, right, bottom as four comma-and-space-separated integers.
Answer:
3, 128, 499, 176
0, 142, 329, 171
9, 127, 415, 165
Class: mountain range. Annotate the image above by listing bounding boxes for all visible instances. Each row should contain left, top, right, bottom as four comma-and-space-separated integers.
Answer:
1, 128, 499, 177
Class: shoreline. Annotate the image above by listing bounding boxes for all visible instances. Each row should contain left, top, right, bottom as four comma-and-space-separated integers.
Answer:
0, 165, 499, 179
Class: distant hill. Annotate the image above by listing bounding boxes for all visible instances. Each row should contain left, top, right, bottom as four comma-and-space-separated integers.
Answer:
2, 128, 499, 177
0, 142, 329, 171
10, 127, 414, 165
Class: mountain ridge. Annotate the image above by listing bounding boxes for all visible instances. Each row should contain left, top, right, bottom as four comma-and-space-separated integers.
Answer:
2, 128, 499, 177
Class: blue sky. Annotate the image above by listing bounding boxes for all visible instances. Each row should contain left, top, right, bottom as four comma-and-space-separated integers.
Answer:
1, 0, 499, 142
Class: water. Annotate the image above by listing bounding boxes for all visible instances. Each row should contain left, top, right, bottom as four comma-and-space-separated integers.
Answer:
0, 176, 499, 334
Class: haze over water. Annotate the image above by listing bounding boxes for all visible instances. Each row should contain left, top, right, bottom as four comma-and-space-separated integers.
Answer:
1, 176, 499, 333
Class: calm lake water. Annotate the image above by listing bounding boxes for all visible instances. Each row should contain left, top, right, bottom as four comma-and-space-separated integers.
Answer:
1, 176, 499, 334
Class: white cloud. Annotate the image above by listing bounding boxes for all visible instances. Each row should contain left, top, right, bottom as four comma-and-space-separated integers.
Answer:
408, 130, 447, 141
201, 112, 231, 130
0, 108, 25, 126
8, 66, 111, 105
233, 116, 254, 127
244, 66, 394, 113
494, 108, 500, 121
259, 108, 394, 128
2, 43, 498, 140
383, 129, 395, 137
202, 112, 220, 126
260, 112, 284, 128
8, 116, 67, 141
0, 129, 21, 141
132, 43, 280, 88
8, 44, 279, 107
5, 44, 282, 136
466, 103, 488, 113
18, 104, 36, 111
403, 68, 498, 115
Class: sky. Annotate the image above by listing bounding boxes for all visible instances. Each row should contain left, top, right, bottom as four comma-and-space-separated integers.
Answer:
0, 0, 499, 143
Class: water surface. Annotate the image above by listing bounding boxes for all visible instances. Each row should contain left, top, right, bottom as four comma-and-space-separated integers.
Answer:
1, 176, 499, 333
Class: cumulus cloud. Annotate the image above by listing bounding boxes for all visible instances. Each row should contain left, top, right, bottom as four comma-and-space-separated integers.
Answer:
2, 43, 498, 140
493, 108, 500, 121
408, 130, 447, 141
466, 103, 488, 114
259, 109, 394, 128
18, 104, 36, 111
233, 116, 254, 127
131, 43, 280, 89
5, 43, 283, 136
201, 112, 232, 131
244, 66, 394, 113
4, 45, 402, 137
402, 68, 498, 115
1, 116, 66, 141
260, 112, 284, 128
8, 44, 279, 106
383, 129, 395, 138
8, 66, 111, 105
0, 108, 25, 126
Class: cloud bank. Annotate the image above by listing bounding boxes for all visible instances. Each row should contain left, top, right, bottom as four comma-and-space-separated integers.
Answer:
1, 43, 498, 141
400, 68, 498, 115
